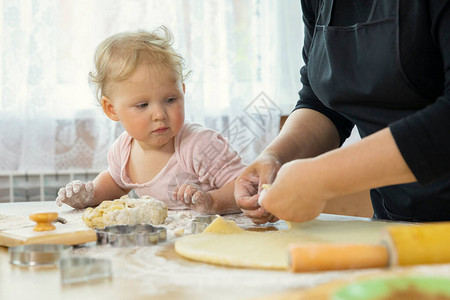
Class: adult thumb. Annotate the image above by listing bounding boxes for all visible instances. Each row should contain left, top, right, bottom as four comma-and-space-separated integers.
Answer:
258, 188, 268, 207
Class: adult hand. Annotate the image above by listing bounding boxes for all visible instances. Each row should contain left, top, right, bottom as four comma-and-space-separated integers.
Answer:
234, 154, 281, 224
173, 183, 213, 214
258, 158, 330, 223
55, 180, 96, 209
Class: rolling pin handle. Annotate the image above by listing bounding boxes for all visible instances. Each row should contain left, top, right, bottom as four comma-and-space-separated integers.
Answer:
288, 243, 389, 272
29, 212, 59, 231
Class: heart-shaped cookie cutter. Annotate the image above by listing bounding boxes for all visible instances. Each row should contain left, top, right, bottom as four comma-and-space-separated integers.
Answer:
96, 224, 167, 247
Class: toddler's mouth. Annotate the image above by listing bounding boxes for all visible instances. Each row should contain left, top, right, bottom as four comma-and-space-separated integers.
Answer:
153, 127, 169, 133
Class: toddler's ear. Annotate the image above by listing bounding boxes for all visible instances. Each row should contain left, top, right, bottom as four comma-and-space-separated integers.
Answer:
101, 96, 119, 121
182, 83, 185, 94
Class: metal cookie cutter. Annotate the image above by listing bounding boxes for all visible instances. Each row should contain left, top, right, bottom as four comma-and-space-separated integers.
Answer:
96, 224, 167, 247
191, 215, 217, 234
60, 256, 112, 285
9, 244, 72, 267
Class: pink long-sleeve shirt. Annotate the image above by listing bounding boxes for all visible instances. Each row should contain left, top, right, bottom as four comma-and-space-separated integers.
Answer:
107, 123, 246, 209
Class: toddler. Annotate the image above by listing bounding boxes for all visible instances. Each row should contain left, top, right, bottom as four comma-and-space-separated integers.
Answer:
56, 27, 245, 214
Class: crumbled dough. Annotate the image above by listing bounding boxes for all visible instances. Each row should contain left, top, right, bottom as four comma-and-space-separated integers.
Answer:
261, 184, 272, 190
174, 228, 185, 237
203, 216, 244, 234
82, 195, 168, 229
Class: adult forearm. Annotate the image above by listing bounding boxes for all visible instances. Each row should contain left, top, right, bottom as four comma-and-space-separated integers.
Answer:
262, 108, 341, 164
258, 127, 417, 223
316, 127, 417, 199
235, 108, 342, 223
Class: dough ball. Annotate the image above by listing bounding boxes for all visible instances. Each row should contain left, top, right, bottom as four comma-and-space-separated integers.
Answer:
82, 195, 168, 229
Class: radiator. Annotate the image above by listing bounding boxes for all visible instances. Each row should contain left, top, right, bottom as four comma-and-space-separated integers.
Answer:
0, 170, 101, 203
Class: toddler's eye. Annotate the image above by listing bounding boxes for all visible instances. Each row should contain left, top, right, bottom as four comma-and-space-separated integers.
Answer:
166, 98, 176, 104
137, 103, 148, 108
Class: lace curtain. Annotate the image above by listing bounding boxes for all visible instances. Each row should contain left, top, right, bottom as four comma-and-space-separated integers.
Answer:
0, 0, 304, 171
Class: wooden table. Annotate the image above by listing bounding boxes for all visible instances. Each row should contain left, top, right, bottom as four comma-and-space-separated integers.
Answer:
1, 201, 450, 300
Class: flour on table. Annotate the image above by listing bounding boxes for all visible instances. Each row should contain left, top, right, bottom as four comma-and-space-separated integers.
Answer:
0, 214, 34, 231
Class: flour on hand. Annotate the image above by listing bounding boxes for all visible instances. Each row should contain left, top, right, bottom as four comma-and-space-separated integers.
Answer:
82, 195, 168, 229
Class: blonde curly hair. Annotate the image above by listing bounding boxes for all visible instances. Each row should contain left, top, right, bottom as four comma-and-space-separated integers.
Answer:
89, 26, 188, 103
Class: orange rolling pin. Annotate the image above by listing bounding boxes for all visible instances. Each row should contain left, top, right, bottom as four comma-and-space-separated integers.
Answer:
289, 222, 450, 272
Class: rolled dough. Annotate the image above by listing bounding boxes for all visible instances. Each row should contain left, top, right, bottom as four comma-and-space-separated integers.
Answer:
175, 216, 390, 270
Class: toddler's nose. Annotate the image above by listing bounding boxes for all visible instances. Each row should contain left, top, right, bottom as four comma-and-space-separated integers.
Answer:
152, 105, 167, 121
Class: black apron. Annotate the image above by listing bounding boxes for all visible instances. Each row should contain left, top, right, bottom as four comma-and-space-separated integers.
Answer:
306, 0, 450, 221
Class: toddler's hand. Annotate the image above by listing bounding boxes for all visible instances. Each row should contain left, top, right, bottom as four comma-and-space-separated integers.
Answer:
55, 180, 96, 209
173, 183, 213, 214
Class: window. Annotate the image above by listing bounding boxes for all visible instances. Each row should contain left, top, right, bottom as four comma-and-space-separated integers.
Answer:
0, 0, 303, 170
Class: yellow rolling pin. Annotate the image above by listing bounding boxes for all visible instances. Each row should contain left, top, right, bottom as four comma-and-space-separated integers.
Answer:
289, 222, 450, 272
